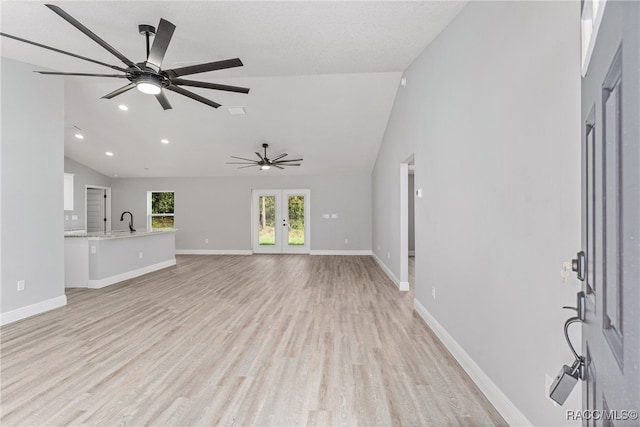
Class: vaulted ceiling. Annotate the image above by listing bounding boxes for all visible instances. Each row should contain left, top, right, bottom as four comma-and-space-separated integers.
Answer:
1, 1, 466, 177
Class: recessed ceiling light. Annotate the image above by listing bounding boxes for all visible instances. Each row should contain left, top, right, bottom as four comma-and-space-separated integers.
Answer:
74, 133, 84, 139
161, 139, 169, 144
105, 151, 114, 156
118, 104, 128, 111
227, 107, 245, 115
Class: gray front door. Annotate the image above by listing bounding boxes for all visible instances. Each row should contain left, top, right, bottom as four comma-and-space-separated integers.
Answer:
580, 1, 639, 425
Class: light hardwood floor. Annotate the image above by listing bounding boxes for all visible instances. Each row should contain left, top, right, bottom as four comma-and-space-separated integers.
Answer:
1, 255, 505, 426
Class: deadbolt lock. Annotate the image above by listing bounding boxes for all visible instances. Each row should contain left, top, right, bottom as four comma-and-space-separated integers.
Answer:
571, 251, 585, 281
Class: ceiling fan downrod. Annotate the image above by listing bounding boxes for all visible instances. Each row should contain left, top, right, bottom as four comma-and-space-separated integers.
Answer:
138, 24, 156, 59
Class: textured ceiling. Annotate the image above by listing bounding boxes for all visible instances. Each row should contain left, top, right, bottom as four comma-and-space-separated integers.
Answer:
0, 1, 466, 177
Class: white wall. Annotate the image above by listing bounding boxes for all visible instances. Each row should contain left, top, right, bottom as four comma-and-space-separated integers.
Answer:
64, 157, 111, 231
372, 2, 582, 425
1, 58, 66, 323
110, 174, 371, 252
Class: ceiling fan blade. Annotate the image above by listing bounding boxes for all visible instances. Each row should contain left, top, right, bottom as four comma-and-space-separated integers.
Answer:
273, 165, 285, 170
171, 79, 250, 94
226, 162, 258, 165
165, 58, 243, 78
45, 4, 138, 69
238, 164, 257, 169
271, 153, 288, 161
278, 163, 301, 167
146, 19, 175, 71
155, 91, 172, 110
101, 82, 137, 99
36, 71, 127, 78
255, 152, 265, 161
274, 158, 303, 163
230, 156, 258, 162
0, 32, 127, 72
166, 85, 221, 108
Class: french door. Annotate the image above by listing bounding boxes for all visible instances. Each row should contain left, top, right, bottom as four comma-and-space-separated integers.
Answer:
252, 189, 310, 254
579, 1, 639, 425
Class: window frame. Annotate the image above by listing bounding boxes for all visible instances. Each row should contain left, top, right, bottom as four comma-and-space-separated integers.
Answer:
147, 190, 175, 230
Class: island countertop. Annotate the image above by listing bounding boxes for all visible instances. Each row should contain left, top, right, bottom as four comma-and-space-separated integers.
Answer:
64, 229, 176, 288
64, 229, 176, 240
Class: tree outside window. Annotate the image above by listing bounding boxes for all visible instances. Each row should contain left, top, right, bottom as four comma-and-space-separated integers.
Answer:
148, 191, 174, 230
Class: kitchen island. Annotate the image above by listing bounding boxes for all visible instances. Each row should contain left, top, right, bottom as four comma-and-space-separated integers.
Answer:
64, 229, 176, 288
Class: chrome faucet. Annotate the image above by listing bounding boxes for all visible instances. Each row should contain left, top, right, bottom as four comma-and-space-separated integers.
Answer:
120, 211, 135, 232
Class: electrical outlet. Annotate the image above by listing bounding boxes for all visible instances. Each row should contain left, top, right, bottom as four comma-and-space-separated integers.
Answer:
139, 252, 143, 259
432, 287, 436, 300
90, 245, 96, 254
72, 215, 78, 220
65, 215, 69, 221
17, 280, 25, 292
344, 238, 348, 245
205, 238, 209, 244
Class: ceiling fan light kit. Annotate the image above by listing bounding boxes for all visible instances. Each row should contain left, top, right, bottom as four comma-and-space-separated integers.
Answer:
227, 143, 303, 171
0, 4, 250, 110
136, 76, 162, 95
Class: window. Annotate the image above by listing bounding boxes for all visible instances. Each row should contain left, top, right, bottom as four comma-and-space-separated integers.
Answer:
148, 191, 174, 230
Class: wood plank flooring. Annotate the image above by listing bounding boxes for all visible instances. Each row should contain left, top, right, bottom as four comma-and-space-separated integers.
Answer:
1, 255, 506, 426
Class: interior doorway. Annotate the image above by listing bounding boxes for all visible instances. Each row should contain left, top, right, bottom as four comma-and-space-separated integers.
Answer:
86, 186, 111, 233
252, 189, 310, 254
399, 155, 415, 291
408, 163, 416, 288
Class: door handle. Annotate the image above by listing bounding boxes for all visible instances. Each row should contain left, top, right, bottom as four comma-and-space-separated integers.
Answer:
549, 291, 586, 405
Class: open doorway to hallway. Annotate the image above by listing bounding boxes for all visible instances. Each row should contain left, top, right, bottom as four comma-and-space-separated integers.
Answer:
399, 155, 415, 291
408, 163, 415, 289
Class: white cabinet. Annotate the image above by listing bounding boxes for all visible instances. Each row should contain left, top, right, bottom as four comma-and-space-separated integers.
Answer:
64, 173, 74, 211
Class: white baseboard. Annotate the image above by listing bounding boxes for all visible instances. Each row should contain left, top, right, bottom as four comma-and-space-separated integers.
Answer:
371, 253, 409, 291
88, 259, 176, 289
310, 250, 373, 256
0, 295, 67, 326
175, 249, 252, 255
413, 298, 532, 427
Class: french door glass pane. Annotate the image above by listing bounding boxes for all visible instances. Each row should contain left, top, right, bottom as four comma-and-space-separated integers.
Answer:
288, 195, 305, 246
258, 195, 276, 246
